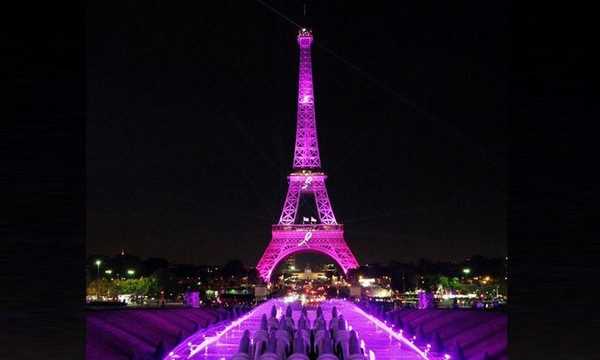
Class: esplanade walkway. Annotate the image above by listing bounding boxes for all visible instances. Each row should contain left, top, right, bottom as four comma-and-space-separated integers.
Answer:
164, 298, 437, 360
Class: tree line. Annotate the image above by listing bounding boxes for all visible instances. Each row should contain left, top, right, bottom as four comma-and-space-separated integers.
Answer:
86, 253, 507, 299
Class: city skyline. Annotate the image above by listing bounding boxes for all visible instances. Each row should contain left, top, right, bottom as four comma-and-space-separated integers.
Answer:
87, 1, 506, 267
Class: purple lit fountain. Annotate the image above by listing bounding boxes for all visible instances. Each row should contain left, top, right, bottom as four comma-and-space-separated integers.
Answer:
164, 298, 430, 360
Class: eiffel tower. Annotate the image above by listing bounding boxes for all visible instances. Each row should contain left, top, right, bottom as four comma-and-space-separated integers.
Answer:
256, 29, 359, 283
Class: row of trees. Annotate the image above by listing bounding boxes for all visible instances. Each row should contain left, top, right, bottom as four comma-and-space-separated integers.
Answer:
86, 253, 507, 299
348, 255, 507, 295
86, 255, 262, 300
86, 267, 180, 300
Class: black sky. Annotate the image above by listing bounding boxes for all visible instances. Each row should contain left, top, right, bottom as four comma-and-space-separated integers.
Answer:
87, 0, 506, 267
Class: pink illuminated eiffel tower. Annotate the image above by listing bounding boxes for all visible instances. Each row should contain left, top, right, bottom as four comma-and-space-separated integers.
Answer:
256, 29, 359, 283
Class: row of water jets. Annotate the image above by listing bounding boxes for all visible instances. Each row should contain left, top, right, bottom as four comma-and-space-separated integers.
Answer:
231, 304, 372, 360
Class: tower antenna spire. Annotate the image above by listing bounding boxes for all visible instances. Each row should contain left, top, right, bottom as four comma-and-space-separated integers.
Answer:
303, 3, 306, 18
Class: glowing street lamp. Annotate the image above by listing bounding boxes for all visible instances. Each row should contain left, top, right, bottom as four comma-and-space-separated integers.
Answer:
125, 270, 136, 303
95, 260, 102, 300
102, 270, 113, 299
462, 268, 471, 289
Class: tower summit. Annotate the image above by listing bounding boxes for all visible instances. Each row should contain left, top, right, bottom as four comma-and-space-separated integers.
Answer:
293, 28, 321, 170
256, 29, 359, 283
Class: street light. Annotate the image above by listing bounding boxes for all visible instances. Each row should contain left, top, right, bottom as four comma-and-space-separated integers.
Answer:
104, 270, 113, 299
95, 260, 102, 300
126, 270, 136, 304
461, 268, 471, 292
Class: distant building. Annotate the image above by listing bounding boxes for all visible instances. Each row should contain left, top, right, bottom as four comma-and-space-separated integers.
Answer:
291, 266, 327, 281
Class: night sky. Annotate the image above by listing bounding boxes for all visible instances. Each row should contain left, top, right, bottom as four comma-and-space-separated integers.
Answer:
87, 1, 506, 267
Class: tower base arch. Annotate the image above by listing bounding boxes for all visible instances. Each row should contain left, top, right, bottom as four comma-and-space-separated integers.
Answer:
256, 224, 359, 283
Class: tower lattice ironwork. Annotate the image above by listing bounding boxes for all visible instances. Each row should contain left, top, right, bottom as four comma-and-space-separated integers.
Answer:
256, 29, 359, 283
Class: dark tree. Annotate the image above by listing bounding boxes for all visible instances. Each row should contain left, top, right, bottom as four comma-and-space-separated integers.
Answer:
247, 268, 261, 284
221, 259, 247, 278
107, 253, 142, 278
171, 264, 199, 278
150, 268, 180, 297
417, 258, 435, 275
142, 257, 169, 277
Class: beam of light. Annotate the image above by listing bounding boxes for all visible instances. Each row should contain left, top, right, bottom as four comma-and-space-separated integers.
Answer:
255, 0, 303, 29
234, 163, 278, 220
223, 106, 289, 180
342, 204, 453, 223
215, 109, 285, 220
312, 40, 503, 167
202, 202, 274, 222
253, 0, 503, 166
166, 195, 275, 222
343, 229, 411, 241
